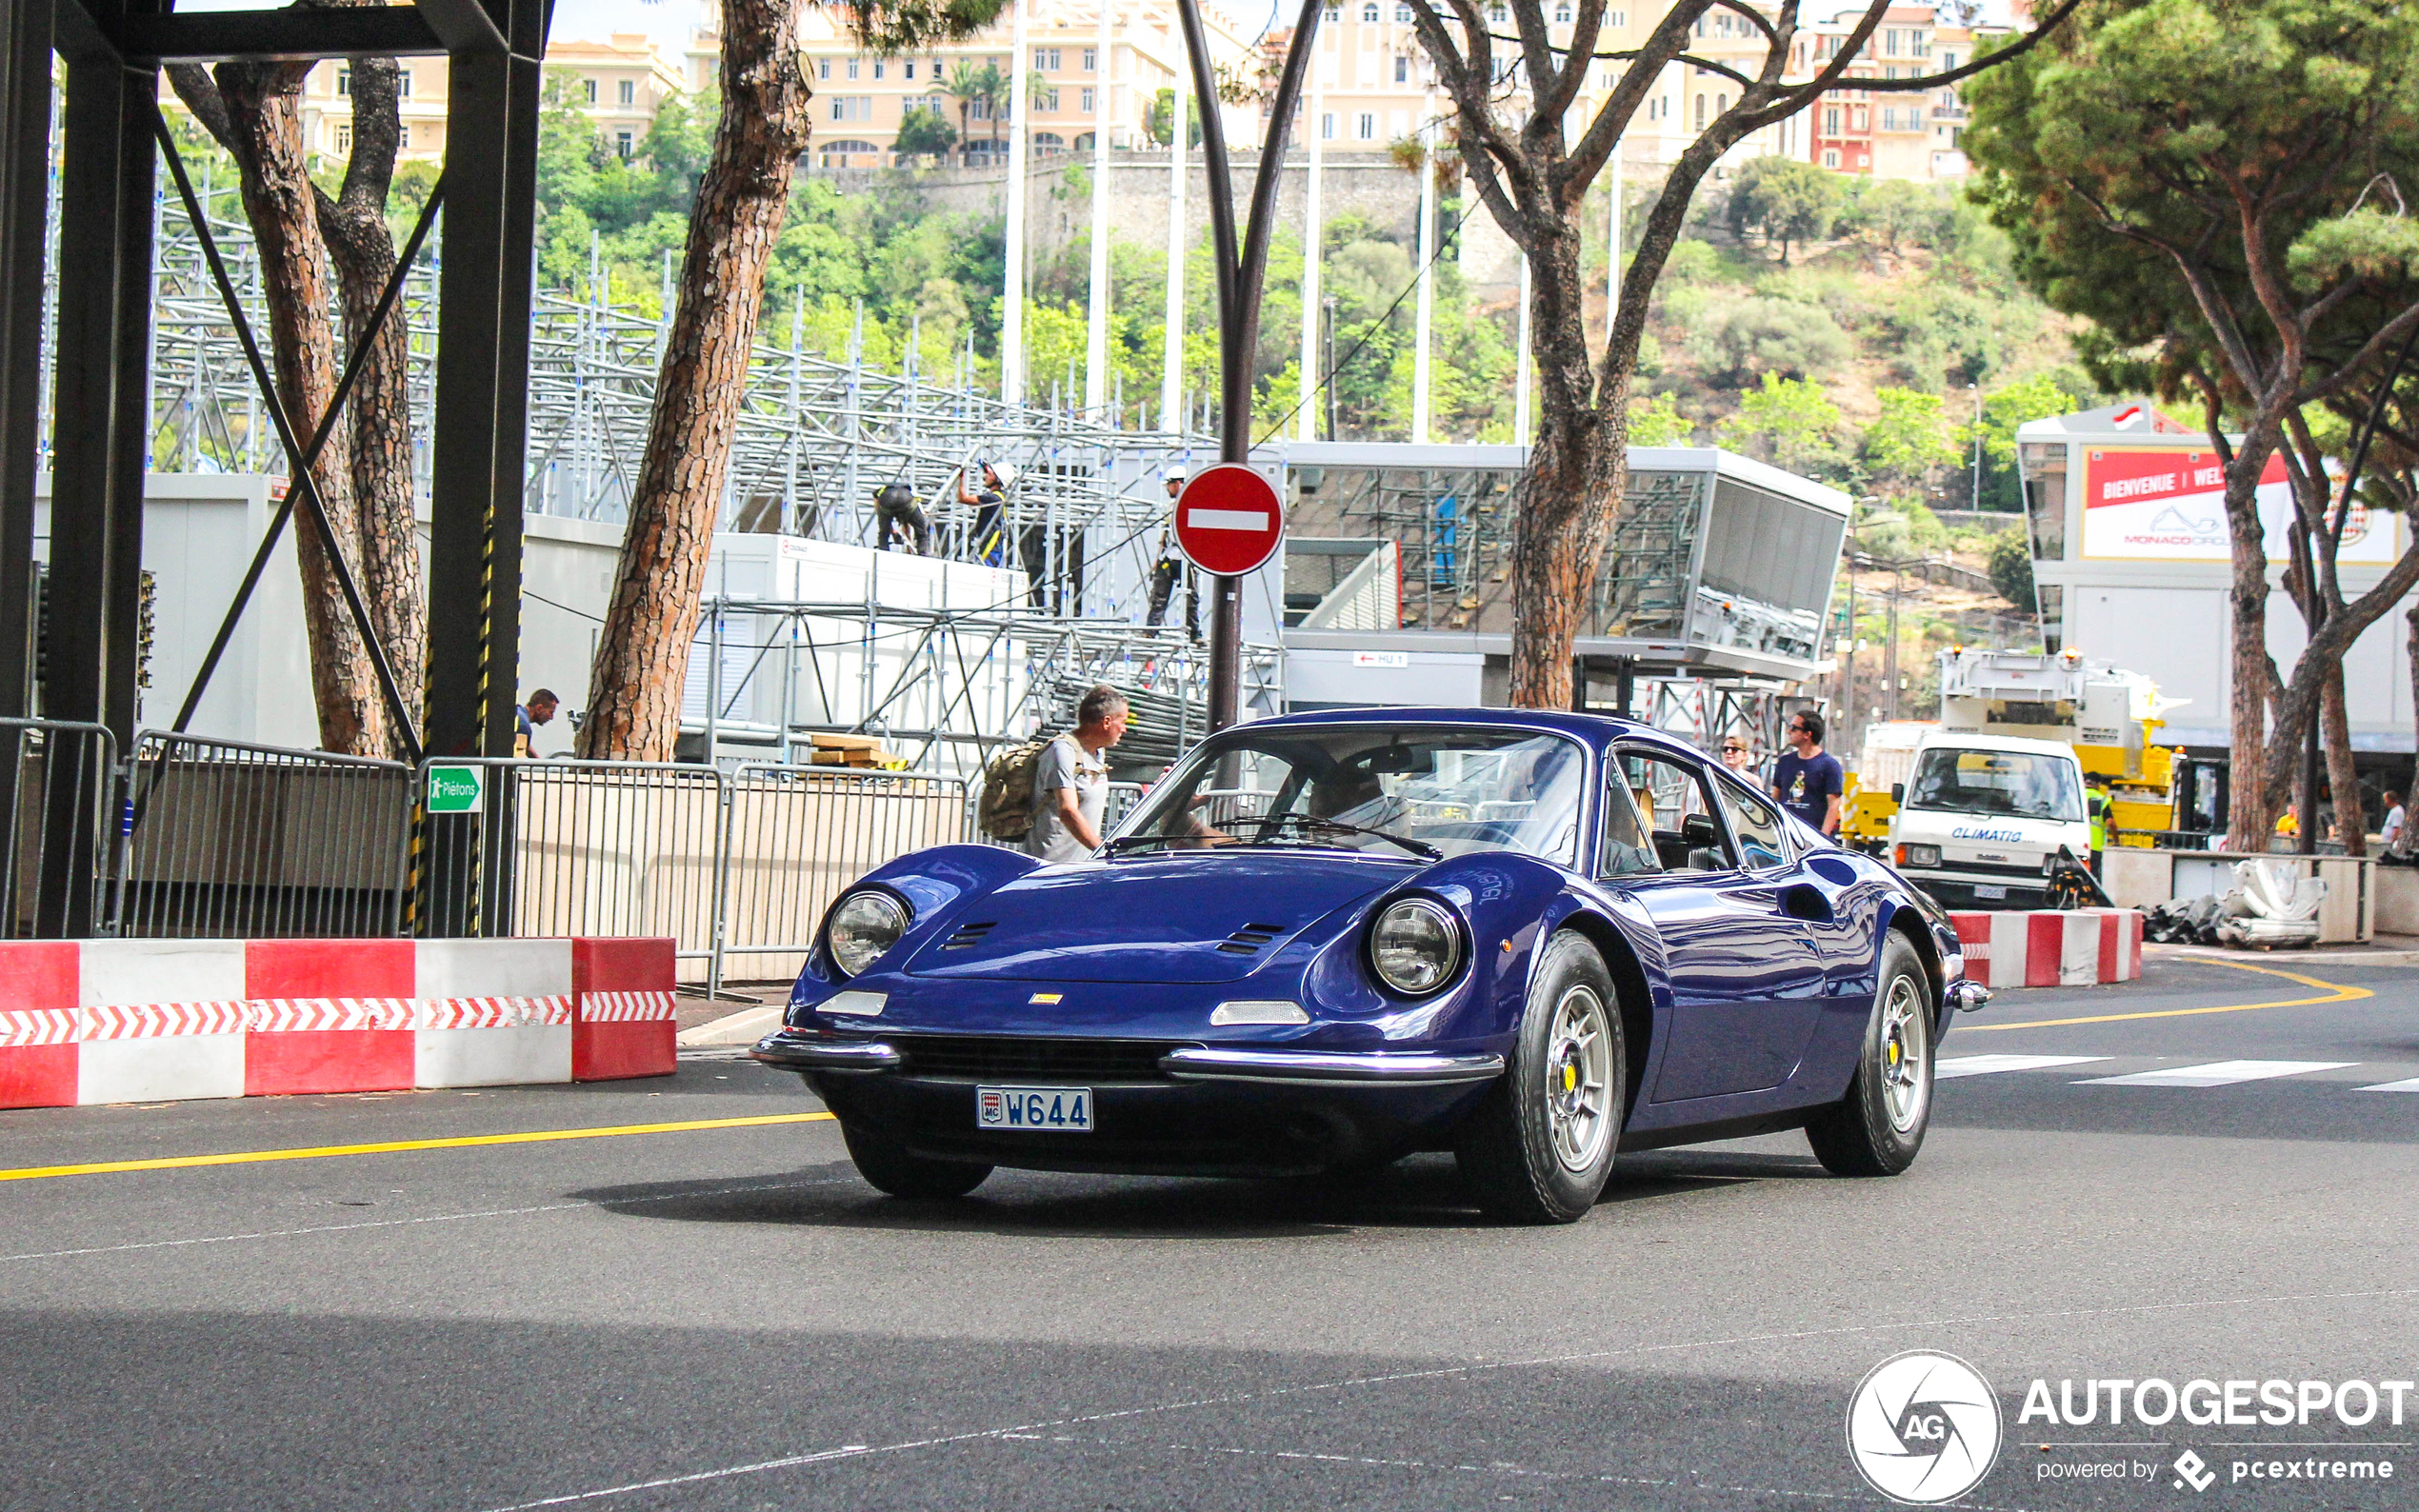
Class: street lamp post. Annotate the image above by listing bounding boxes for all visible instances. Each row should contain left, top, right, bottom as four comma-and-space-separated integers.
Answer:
1175, 0, 1325, 730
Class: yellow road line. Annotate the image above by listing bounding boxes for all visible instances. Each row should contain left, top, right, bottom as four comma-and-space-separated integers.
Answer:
0, 1111, 837, 1184
1969, 957, 2372, 1031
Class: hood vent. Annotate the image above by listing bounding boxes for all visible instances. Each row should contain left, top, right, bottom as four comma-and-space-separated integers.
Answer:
939, 922, 997, 951
1216, 923, 1288, 956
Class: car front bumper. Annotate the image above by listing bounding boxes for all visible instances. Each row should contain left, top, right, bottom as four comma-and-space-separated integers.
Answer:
750, 1029, 1503, 1176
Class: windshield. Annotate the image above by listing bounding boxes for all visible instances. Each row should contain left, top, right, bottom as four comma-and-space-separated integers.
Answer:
1906, 747, 2083, 823
1113, 725, 1588, 865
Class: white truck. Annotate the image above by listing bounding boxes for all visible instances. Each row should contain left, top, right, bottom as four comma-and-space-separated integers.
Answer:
1885, 729, 2093, 909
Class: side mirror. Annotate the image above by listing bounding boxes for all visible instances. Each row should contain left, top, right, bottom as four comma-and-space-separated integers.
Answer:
1681, 812, 1720, 847
1890, 783, 1905, 804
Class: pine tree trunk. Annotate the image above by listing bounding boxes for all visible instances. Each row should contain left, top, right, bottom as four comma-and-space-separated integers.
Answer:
2323, 662, 2361, 855
314, 55, 426, 739
178, 62, 388, 758
578, 0, 815, 760
2222, 455, 2273, 851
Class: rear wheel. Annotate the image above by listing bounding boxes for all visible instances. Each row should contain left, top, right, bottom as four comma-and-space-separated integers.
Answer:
841, 1122, 993, 1199
1454, 931, 1625, 1224
1806, 934, 1934, 1176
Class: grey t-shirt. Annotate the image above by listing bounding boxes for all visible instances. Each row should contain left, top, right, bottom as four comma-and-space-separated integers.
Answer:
1026, 734, 1108, 863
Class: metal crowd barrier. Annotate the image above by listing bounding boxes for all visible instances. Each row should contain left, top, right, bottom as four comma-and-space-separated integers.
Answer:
0, 716, 119, 938
119, 731, 411, 939
717, 764, 974, 985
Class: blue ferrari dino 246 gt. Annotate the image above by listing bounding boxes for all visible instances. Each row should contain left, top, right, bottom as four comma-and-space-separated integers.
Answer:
753, 708, 1989, 1224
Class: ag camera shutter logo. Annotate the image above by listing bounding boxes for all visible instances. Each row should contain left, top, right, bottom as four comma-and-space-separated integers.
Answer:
1846, 1350, 2004, 1503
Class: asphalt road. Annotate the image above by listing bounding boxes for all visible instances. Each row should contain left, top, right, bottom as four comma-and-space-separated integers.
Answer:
5, 950, 2417, 1511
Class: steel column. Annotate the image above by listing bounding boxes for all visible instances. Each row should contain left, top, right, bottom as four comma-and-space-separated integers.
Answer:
0, 0, 50, 720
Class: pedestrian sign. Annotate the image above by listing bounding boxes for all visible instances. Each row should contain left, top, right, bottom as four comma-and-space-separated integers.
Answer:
426, 765, 484, 814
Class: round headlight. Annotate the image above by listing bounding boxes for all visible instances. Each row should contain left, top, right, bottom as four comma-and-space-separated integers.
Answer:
1369, 897, 1462, 995
827, 890, 909, 977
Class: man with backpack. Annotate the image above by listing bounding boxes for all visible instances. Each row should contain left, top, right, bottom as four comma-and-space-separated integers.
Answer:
980, 686, 1130, 862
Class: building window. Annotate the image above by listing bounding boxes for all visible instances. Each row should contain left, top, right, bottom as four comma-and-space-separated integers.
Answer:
398, 125, 410, 149
818, 59, 830, 80
1035, 47, 1060, 70
1361, 1, 1378, 19
1883, 28, 1899, 54
615, 129, 633, 157
1080, 87, 1094, 111
334, 122, 351, 153
335, 66, 350, 96
1824, 106, 1840, 133
1609, 9, 1625, 23
1395, 3, 1411, 19
1082, 48, 1096, 70
1356, 111, 1375, 139
397, 69, 411, 98
1693, 91, 1705, 129
1321, 111, 1335, 139
873, 61, 885, 79
617, 78, 634, 106
1488, 1, 1506, 18
1326, 5, 1340, 19
1823, 149, 1839, 168
1394, 55, 1408, 82
1941, 50, 1957, 69
830, 96, 874, 122
846, 57, 859, 80
1553, 1, 1570, 19
583, 76, 597, 103
904, 60, 915, 79
1037, 86, 1060, 109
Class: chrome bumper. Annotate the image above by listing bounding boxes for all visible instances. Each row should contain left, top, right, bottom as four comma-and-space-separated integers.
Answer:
1945, 979, 1992, 1014
750, 1031, 903, 1072
1158, 1046, 1506, 1086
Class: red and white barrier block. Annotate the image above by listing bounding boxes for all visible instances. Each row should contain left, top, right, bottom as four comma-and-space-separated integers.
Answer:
1949, 908, 2144, 989
0, 937, 676, 1110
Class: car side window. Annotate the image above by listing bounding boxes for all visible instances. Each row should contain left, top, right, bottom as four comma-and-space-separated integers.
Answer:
1717, 780, 1790, 871
1598, 770, 1662, 876
1616, 748, 1736, 872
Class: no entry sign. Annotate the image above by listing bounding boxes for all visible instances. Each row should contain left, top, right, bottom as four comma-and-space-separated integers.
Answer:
1173, 464, 1284, 576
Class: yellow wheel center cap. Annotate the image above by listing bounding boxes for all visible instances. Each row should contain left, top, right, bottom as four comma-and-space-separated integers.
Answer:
1562, 1064, 1577, 1093
1888, 1042, 1901, 1066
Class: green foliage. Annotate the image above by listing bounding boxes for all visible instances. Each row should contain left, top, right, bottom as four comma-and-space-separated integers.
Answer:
1974, 373, 2071, 468
1861, 388, 1964, 485
1727, 156, 1847, 265
1694, 297, 1851, 384
1851, 179, 1949, 253
836, 0, 1011, 56
1987, 528, 2037, 608
1145, 88, 1202, 149
1718, 373, 1845, 475
894, 107, 958, 160
1629, 391, 1694, 446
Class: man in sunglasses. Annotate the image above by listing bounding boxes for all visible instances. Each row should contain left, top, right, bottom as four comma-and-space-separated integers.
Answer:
1772, 709, 1845, 839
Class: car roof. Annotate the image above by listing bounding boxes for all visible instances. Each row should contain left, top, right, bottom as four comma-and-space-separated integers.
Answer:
1244, 706, 1706, 759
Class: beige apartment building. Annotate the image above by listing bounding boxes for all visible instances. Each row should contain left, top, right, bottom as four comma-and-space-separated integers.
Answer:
792, 0, 1257, 169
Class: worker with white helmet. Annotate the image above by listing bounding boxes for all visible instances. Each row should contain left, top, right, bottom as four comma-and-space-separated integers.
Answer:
1147, 464, 1200, 639
957, 458, 1019, 567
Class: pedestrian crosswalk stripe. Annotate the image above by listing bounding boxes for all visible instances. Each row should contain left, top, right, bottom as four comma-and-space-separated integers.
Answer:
2356, 1076, 2419, 1092
2079, 1060, 2357, 1088
1936, 1055, 2109, 1079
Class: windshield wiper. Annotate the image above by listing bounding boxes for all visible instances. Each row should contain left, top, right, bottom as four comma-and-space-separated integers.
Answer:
1232, 813, 1442, 860
1102, 832, 1178, 854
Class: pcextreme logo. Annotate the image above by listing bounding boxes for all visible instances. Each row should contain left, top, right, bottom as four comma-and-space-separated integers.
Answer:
1846, 1351, 2005, 1504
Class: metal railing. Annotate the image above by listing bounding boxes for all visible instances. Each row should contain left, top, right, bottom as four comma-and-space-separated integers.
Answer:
0, 717, 118, 938
718, 764, 974, 984
119, 731, 412, 939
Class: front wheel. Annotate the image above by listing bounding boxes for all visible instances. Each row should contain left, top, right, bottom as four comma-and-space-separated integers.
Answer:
1806, 934, 1934, 1176
1454, 931, 1626, 1224
841, 1122, 993, 1199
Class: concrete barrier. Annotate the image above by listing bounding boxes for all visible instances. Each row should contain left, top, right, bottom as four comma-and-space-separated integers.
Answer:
0, 936, 675, 1110
1949, 908, 2144, 988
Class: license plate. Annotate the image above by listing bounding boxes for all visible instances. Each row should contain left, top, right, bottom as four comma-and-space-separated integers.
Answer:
1974, 884, 2008, 900
976, 1085, 1093, 1132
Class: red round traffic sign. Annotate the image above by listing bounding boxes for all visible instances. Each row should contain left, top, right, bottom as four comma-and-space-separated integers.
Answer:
1172, 464, 1285, 576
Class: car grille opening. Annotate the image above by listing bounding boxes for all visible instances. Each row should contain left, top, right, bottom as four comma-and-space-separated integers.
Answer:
882, 1034, 1190, 1082
939, 922, 997, 951
1215, 923, 1288, 956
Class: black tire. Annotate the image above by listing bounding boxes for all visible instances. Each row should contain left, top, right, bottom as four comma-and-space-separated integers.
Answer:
1454, 931, 1626, 1224
841, 1122, 993, 1199
1806, 933, 1935, 1177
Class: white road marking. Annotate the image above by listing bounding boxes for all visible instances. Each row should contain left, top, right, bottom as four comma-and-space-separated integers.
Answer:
2078, 1060, 2357, 1088
2356, 1076, 2419, 1091
1935, 1055, 2109, 1079
1185, 507, 1269, 532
